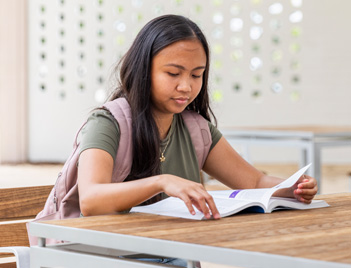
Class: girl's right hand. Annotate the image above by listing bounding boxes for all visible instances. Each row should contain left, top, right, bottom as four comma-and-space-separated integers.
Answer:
158, 174, 221, 219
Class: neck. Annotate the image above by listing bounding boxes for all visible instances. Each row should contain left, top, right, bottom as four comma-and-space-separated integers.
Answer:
154, 114, 174, 140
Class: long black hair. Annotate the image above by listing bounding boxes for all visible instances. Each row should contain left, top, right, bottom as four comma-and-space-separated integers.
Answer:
109, 14, 216, 182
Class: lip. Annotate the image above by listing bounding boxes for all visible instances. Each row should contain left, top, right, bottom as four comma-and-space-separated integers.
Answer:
173, 97, 189, 105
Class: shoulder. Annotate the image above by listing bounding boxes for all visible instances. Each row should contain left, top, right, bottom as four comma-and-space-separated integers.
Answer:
80, 109, 121, 161
83, 109, 120, 139
207, 121, 222, 150
87, 109, 118, 127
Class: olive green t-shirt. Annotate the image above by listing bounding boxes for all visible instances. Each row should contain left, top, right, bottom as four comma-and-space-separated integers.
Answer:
79, 110, 222, 183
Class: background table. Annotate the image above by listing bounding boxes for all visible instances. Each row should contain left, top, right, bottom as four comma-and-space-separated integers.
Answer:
221, 126, 351, 191
29, 193, 351, 268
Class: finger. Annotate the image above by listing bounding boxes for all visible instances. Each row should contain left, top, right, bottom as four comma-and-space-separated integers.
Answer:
298, 193, 315, 202
191, 191, 220, 219
293, 192, 313, 204
192, 194, 212, 219
299, 197, 312, 204
188, 185, 215, 219
193, 188, 221, 219
298, 181, 316, 189
179, 195, 197, 216
303, 175, 317, 183
297, 178, 317, 189
295, 188, 317, 196
203, 194, 221, 219
294, 191, 316, 203
302, 196, 315, 202
295, 174, 308, 184
191, 199, 204, 213
294, 192, 316, 202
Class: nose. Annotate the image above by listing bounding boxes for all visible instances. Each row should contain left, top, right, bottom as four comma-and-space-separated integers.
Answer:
176, 78, 191, 92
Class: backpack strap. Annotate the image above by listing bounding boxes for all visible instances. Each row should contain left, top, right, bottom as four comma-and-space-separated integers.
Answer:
103, 98, 133, 183
181, 110, 212, 170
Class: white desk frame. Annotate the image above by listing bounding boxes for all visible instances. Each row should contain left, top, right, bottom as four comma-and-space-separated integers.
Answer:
221, 127, 351, 191
29, 220, 351, 268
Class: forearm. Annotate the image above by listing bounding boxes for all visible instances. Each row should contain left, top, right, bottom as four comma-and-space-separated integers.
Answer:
255, 175, 293, 197
255, 175, 283, 188
77, 149, 220, 218
79, 175, 163, 216
204, 138, 289, 190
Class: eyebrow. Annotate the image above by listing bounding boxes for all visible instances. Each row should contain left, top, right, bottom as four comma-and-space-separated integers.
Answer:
164, 63, 206, 71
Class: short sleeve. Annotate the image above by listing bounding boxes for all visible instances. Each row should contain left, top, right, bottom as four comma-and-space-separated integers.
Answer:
208, 122, 222, 151
79, 109, 120, 161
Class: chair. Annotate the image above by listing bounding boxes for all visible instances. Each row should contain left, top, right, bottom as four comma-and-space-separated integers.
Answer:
0, 247, 30, 268
0, 185, 53, 268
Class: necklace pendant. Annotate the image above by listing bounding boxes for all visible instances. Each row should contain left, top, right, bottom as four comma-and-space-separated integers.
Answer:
160, 154, 166, 162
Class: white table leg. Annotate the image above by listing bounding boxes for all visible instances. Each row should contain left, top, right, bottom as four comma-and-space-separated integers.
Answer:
305, 142, 322, 193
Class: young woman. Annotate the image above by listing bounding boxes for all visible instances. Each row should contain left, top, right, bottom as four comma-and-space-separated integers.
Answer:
77, 14, 317, 226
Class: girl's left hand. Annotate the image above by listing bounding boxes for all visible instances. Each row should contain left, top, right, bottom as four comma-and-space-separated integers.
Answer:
293, 175, 318, 204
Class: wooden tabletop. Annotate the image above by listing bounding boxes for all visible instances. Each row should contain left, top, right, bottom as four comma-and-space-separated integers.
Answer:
39, 193, 351, 265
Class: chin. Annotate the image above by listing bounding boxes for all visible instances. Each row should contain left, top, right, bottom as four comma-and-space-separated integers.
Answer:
171, 105, 188, 114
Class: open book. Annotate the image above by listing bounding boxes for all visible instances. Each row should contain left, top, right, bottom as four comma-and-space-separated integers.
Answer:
130, 164, 329, 220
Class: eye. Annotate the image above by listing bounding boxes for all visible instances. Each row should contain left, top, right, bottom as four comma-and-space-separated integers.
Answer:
192, 74, 202, 79
167, 72, 179, 77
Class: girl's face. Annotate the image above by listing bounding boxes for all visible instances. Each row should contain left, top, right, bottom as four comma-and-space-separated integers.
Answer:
150, 39, 206, 119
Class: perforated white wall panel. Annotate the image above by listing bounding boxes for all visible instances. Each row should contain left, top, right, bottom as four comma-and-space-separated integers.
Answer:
28, 0, 302, 162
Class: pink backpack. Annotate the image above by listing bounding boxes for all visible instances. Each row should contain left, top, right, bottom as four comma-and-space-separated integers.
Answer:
28, 98, 212, 245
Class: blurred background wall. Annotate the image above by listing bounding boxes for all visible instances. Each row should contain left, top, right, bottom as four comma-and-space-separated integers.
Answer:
0, 0, 350, 164
0, 0, 27, 163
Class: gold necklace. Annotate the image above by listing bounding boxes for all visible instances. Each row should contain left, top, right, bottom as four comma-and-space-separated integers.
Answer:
160, 136, 171, 162
159, 119, 173, 162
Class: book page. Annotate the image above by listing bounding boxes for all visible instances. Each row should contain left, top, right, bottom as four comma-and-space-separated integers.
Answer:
131, 164, 313, 219
267, 197, 329, 212
131, 195, 262, 220
213, 198, 264, 217
272, 163, 311, 189
130, 197, 205, 220
210, 189, 272, 203
210, 163, 312, 209
209, 188, 275, 210
227, 188, 276, 209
